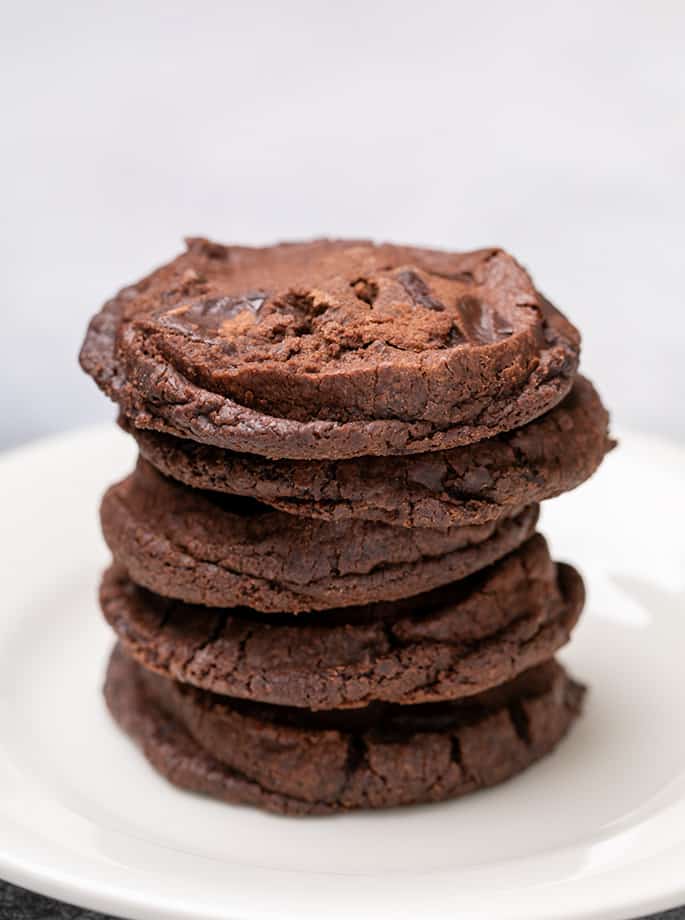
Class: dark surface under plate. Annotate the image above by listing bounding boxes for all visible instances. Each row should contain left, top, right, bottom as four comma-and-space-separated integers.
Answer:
1, 879, 683, 920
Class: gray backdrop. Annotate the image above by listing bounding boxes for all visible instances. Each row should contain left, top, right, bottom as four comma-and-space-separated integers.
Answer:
1, 0, 684, 450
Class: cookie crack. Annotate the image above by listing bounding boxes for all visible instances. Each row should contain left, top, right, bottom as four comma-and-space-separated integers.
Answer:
340, 591, 573, 707
507, 699, 531, 745
178, 611, 228, 677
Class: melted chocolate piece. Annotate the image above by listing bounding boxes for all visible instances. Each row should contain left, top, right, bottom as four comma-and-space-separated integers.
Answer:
456, 296, 515, 344
158, 292, 268, 339
396, 270, 446, 311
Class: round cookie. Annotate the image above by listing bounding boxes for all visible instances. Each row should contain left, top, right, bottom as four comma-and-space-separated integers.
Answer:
80, 238, 580, 460
100, 458, 539, 613
126, 376, 612, 529
105, 644, 585, 815
101, 534, 584, 709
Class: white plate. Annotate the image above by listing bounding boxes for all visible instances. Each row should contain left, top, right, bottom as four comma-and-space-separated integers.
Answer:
0, 425, 684, 920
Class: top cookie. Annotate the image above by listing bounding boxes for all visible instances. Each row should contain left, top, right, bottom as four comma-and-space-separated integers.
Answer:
80, 238, 580, 459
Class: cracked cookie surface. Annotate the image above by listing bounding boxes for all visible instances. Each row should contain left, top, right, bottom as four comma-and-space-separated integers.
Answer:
100, 458, 539, 612
126, 376, 612, 529
80, 238, 580, 459
101, 535, 583, 709
105, 644, 584, 815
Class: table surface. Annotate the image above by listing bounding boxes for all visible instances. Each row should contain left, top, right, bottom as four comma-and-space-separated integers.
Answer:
1, 880, 683, 920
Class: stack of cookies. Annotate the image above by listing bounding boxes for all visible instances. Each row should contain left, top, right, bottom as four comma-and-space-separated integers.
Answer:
80, 239, 612, 815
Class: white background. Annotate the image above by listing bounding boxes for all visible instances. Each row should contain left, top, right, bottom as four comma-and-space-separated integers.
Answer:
1, 0, 683, 449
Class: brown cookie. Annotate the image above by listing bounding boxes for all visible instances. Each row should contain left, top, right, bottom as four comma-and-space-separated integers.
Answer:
80, 238, 580, 460
126, 376, 612, 529
101, 534, 583, 709
100, 458, 539, 613
104, 644, 585, 815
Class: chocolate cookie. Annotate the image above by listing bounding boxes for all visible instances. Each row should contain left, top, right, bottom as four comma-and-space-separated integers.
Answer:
105, 644, 585, 815
100, 459, 539, 612
101, 534, 583, 709
126, 376, 612, 529
80, 238, 580, 460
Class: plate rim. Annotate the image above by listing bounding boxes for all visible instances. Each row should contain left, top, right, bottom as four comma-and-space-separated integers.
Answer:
1, 423, 684, 920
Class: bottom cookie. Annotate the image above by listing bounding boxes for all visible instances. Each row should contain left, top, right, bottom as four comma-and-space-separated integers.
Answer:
104, 644, 585, 816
